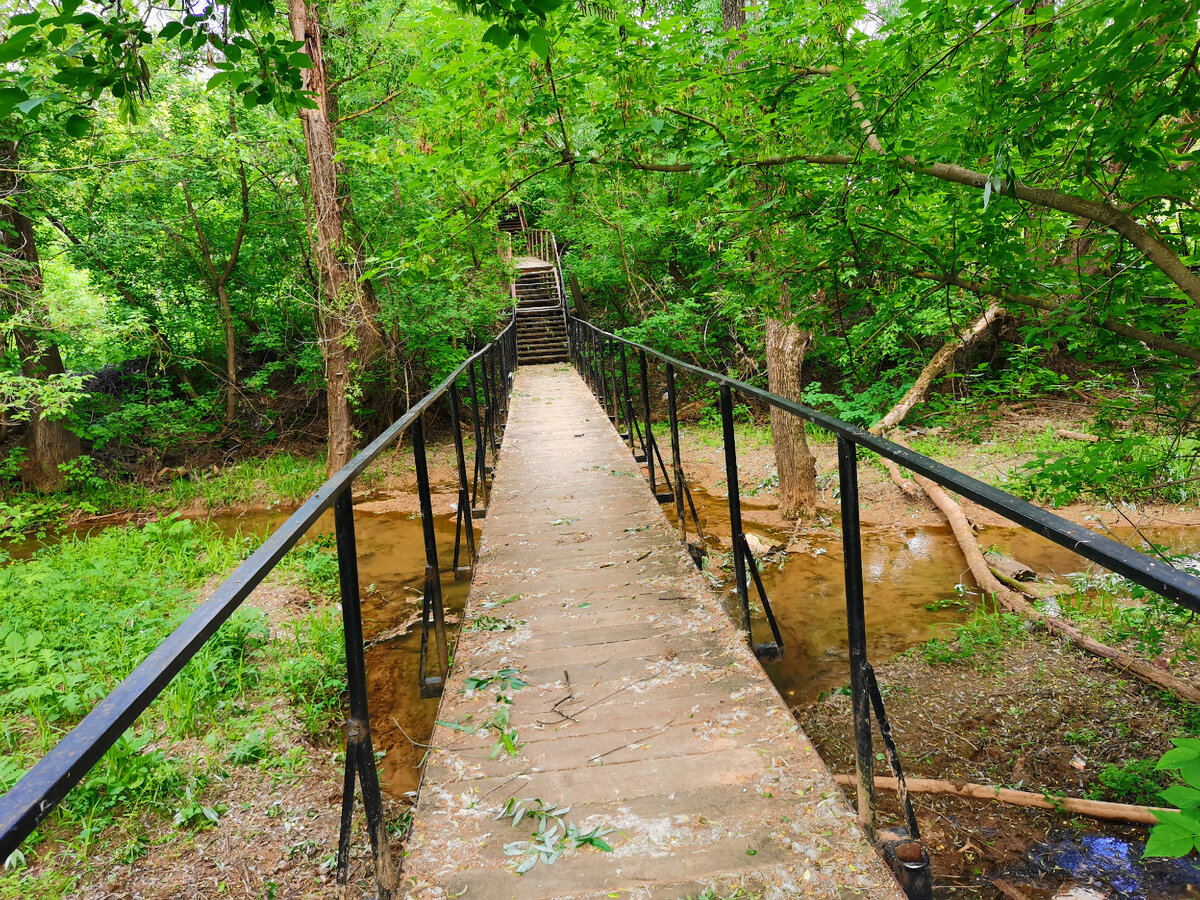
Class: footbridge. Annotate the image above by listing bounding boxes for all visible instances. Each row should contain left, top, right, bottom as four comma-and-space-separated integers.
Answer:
4, 246, 1200, 899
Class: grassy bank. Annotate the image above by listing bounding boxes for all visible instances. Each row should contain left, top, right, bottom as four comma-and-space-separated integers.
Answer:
0, 517, 358, 898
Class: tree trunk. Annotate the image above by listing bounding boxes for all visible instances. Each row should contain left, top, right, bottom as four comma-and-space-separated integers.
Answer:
289, 0, 381, 477
766, 311, 817, 518
0, 140, 81, 491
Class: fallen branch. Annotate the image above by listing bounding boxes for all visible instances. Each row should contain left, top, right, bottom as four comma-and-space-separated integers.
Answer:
868, 314, 1200, 705
1055, 429, 1100, 443
874, 304, 1007, 434
833, 774, 1171, 826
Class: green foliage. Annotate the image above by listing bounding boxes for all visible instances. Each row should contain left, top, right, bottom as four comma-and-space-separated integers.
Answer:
1089, 758, 1168, 807
1146, 738, 1200, 858
1012, 434, 1200, 506
271, 607, 346, 739
0, 516, 263, 852
282, 534, 341, 600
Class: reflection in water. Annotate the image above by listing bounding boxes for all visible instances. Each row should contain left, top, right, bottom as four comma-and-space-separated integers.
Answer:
673, 488, 1200, 705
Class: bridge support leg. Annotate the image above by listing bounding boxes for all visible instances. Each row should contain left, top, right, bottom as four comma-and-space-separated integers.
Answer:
450, 383, 476, 580
838, 435, 877, 839
413, 417, 450, 698
666, 363, 686, 542
333, 491, 396, 898
719, 384, 751, 634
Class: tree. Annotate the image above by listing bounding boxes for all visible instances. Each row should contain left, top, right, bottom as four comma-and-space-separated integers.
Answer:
287, 0, 382, 475
0, 139, 82, 489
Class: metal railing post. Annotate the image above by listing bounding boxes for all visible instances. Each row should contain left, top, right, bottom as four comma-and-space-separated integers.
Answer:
838, 435, 876, 838
333, 491, 396, 897
468, 360, 487, 515
450, 383, 476, 579
639, 348, 657, 494
720, 384, 751, 633
608, 338, 622, 427
483, 347, 499, 464
666, 363, 686, 540
413, 416, 450, 696
620, 343, 639, 453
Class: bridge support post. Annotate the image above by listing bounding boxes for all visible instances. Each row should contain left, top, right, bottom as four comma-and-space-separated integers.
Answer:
620, 344, 640, 452
719, 384, 751, 633
413, 416, 450, 698
450, 383, 476, 579
468, 360, 489, 517
639, 349, 659, 495
666, 363, 686, 541
837, 435, 877, 838
332, 490, 396, 898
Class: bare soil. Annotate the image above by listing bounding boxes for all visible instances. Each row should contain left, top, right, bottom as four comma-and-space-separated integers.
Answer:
795, 627, 1197, 899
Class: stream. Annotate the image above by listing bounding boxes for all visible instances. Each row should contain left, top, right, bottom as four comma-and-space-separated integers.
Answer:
9, 491, 1200, 800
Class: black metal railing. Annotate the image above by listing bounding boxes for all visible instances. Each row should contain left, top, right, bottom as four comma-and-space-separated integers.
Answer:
567, 314, 1200, 854
0, 321, 518, 899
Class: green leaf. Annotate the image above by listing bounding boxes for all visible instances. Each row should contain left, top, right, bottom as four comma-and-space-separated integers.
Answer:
16, 95, 49, 115
1161, 785, 1200, 810
0, 27, 37, 65
650, 117, 664, 134
63, 114, 89, 138
289, 52, 313, 68
1144, 824, 1197, 858
529, 30, 550, 60
8, 12, 40, 26
224, 43, 242, 63
481, 24, 512, 49
1156, 746, 1200, 770
158, 21, 183, 40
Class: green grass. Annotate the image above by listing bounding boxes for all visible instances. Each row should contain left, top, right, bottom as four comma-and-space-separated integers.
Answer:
0, 515, 350, 891
920, 598, 1026, 665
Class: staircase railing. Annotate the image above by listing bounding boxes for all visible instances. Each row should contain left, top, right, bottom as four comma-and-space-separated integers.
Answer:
566, 314, 1200, 864
0, 322, 519, 900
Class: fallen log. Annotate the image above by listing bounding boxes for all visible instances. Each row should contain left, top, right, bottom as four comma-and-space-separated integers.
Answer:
832, 774, 1171, 825
868, 313, 1200, 705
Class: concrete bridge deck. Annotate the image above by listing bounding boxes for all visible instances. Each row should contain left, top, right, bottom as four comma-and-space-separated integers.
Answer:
400, 365, 903, 899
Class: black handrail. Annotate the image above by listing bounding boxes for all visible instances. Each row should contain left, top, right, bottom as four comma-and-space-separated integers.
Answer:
0, 320, 518, 898
567, 313, 1200, 854
568, 318, 1200, 612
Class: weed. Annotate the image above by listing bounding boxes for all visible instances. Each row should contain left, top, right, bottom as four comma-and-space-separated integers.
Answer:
921, 600, 1025, 664
272, 608, 346, 739
1089, 758, 1168, 806
466, 615, 523, 632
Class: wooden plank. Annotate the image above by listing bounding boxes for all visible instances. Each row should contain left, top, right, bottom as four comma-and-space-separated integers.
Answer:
399, 366, 904, 899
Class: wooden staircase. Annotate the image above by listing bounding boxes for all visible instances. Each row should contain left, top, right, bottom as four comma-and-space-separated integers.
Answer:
515, 263, 568, 364
499, 209, 569, 365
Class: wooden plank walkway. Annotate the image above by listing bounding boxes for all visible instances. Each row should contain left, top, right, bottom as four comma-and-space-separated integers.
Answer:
400, 365, 904, 899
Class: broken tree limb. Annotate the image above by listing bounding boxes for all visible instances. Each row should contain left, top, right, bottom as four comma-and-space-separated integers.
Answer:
1055, 429, 1100, 443
906, 270, 1200, 365
873, 303, 1007, 434
869, 305, 1007, 498
833, 774, 1171, 826
867, 312, 1200, 704
892, 431, 1200, 705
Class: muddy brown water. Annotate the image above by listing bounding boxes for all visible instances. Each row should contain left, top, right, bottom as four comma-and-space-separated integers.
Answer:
9, 493, 1200, 799
673, 488, 1200, 705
